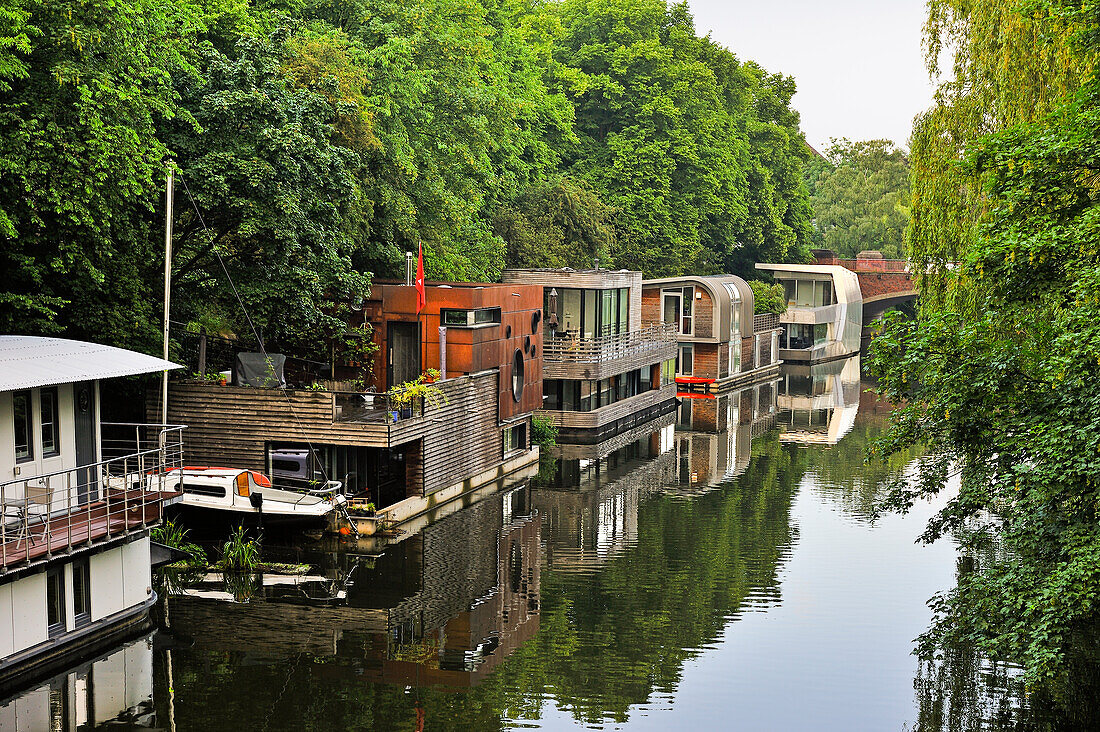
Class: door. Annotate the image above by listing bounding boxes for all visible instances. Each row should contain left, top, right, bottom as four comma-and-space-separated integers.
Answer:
387, 321, 421, 388
73, 381, 98, 504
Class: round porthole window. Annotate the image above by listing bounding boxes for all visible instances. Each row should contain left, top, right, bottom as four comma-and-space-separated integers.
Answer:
531, 311, 540, 333
505, 324, 512, 338
524, 335, 531, 353
511, 349, 524, 402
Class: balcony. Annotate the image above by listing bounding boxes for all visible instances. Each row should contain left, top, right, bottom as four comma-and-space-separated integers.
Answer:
543, 323, 678, 381
1, 424, 185, 571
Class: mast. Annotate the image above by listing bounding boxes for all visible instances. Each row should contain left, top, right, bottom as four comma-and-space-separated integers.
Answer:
161, 166, 174, 427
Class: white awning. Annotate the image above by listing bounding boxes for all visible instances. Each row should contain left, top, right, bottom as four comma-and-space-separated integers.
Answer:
0, 336, 181, 391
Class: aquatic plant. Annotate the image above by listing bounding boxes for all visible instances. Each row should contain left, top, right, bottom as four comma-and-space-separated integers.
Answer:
150, 519, 206, 566
220, 525, 262, 571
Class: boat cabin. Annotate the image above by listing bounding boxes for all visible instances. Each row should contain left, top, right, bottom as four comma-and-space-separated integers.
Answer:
0, 336, 183, 688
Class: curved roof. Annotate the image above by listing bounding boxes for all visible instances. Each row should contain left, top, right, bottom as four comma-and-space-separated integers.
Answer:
753, 264, 863, 305
0, 336, 181, 391
642, 275, 755, 341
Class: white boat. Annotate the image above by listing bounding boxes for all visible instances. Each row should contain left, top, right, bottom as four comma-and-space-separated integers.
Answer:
163, 467, 345, 526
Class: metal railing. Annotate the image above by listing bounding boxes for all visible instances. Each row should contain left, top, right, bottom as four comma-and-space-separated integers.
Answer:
333, 392, 424, 424
1, 424, 186, 571
753, 313, 781, 333
543, 323, 677, 364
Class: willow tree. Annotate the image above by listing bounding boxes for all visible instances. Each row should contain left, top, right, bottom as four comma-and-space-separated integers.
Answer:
908, 0, 1092, 306
871, 0, 1100, 690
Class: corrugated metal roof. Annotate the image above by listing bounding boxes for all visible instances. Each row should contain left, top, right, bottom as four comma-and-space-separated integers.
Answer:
0, 336, 181, 391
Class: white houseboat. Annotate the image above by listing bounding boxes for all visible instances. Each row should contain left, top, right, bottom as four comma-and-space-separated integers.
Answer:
163, 466, 346, 527
0, 336, 184, 690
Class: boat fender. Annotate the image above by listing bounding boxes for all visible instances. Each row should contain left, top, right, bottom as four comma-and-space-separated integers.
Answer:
249, 492, 264, 509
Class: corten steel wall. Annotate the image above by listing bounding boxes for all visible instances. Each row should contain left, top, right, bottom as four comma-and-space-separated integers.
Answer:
364, 282, 543, 422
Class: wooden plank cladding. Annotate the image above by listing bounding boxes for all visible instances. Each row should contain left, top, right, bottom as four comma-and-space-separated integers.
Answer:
149, 370, 514, 497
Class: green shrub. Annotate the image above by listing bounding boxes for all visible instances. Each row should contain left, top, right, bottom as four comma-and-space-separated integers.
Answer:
531, 414, 559, 448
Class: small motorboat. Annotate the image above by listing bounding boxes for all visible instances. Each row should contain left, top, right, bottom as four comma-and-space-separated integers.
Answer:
162, 467, 346, 528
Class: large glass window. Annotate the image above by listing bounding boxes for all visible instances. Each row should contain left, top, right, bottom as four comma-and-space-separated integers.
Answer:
618, 288, 629, 334
680, 287, 693, 334
559, 288, 582, 335
13, 390, 32, 462
600, 290, 615, 337
41, 387, 59, 457
582, 290, 598, 339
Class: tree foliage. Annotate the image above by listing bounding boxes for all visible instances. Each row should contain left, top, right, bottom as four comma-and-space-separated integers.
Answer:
0, 0, 815, 358
870, 0, 1100, 686
807, 139, 910, 259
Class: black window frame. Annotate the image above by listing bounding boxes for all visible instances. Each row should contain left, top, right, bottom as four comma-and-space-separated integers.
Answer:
47, 566, 66, 638
40, 387, 59, 458
13, 389, 33, 463
72, 559, 91, 628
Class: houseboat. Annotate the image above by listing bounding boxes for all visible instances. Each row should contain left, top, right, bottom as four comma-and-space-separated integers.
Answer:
0, 336, 183, 690
500, 267, 679, 444
639, 274, 784, 395
154, 279, 543, 530
754, 262, 863, 363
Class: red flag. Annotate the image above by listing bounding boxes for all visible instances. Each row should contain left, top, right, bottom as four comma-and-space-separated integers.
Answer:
415, 242, 426, 313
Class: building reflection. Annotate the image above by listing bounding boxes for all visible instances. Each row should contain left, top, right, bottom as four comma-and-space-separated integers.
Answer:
776, 355, 861, 446
0, 633, 156, 730
670, 382, 777, 493
166, 485, 540, 689
532, 414, 676, 571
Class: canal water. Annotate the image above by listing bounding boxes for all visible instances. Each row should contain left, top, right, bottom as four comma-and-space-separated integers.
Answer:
6, 365, 1061, 730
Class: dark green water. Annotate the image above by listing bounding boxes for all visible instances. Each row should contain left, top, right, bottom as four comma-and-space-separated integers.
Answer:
10, 375, 1087, 730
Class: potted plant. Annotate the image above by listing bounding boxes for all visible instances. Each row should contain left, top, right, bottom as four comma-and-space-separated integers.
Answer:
388, 369, 446, 420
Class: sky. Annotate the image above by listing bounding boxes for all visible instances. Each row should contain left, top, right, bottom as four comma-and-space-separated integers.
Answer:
687, 0, 937, 153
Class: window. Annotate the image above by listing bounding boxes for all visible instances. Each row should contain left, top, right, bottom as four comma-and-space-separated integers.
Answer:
662, 287, 693, 335
41, 387, 59, 457
678, 344, 694, 375
181, 481, 227, 498
440, 308, 501, 327
661, 358, 676, 386
47, 566, 66, 638
474, 307, 501, 324
14, 390, 32, 462
72, 560, 91, 628
503, 423, 526, 454
511, 349, 525, 402
680, 286, 694, 334
442, 309, 468, 326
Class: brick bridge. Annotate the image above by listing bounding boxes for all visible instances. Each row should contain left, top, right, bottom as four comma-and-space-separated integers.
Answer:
813, 250, 918, 322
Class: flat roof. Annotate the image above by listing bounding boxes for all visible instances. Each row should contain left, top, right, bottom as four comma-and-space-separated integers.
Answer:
0, 336, 181, 391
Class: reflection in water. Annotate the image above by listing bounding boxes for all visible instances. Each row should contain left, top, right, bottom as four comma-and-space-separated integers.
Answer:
0, 634, 156, 730
777, 355, 861, 446
124, 381, 1099, 730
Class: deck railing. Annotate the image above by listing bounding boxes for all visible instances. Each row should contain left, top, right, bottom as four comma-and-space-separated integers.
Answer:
0, 424, 186, 570
543, 323, 677, 364
333, 392, 424, 423
753, 313, 781, 333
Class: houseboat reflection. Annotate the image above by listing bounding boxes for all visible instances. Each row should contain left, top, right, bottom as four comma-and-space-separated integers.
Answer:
0, 633, 156, 730
166, 486, 540, 689
776, 355, 861, 446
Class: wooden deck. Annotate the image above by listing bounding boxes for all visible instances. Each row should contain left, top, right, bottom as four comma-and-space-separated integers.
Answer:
0, 489, 176, 570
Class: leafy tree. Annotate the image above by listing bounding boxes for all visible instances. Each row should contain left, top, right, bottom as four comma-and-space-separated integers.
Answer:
748, 280, 784, 315
870, 0, 1100, 686
546, 0, 812, 278
807, 139, 910, 259
0, 0, 205, 345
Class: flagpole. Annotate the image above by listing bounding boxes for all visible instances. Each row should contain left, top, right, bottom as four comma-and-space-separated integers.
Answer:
161, 165, 174, 429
